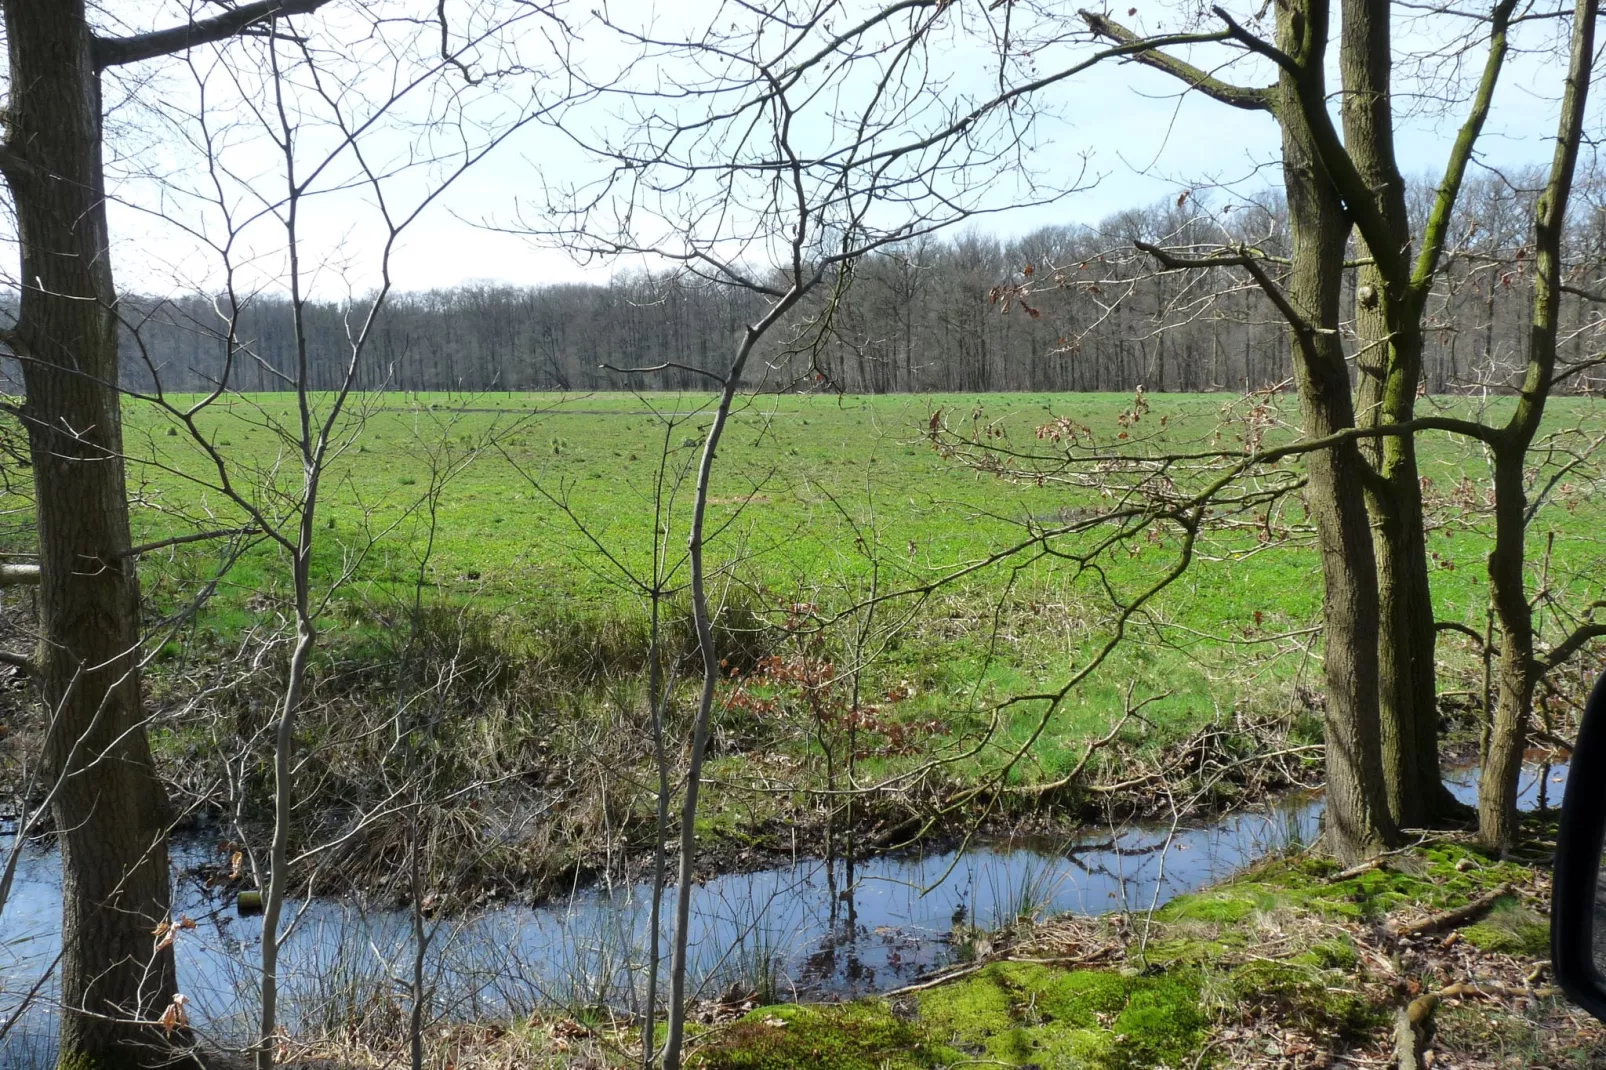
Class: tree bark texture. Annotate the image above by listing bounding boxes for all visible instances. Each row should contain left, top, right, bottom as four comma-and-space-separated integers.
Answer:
0, 1, 178, 1066
1275, 0, 1399, 863
1478, 0, 1595, 849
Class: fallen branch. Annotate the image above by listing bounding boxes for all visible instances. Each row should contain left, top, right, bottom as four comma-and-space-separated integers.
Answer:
1328, 858, 1383, 883
1385, 883, 1513, 940
880, 962, 987, 996
1326, 836, 1444, 884
0, 564, 38, 587
1396, 978, 1559, 1070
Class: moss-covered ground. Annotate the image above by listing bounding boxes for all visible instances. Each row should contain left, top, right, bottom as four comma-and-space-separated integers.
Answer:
676, 827, 1602, 1070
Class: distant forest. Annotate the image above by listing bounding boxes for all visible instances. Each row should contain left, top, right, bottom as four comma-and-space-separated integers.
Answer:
20, 170, 1606, 397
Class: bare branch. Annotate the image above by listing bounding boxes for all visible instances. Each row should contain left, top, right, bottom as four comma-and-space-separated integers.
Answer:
120, 527, 261, 559
94, 0, 336, 68
1079, 10, 1274, 111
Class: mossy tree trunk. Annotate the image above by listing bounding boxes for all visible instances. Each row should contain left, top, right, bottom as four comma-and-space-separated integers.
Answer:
1478, 0, 1595, 850
1340, 0, 1519, 829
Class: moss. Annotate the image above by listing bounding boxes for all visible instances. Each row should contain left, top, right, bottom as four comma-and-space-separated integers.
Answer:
917, 962, 1206, 1070
1462, 900, 1550, 958
1228, 958, 1381, 1036
917, 965, 1016, 1045
1302, 937, 1360, 970
692, 1002, 948, 1070
692, 837, 1552, 1070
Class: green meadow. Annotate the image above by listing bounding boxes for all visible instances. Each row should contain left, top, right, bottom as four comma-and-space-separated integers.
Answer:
14, 389, 1606, 817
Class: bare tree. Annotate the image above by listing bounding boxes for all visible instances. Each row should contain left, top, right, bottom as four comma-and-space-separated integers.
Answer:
0, 3, 342, 1065
70, 4, 563, 1063
510, 0, 1235, 1060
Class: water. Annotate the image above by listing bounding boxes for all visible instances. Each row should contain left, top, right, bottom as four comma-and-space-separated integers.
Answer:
0, 762, 1567, 1061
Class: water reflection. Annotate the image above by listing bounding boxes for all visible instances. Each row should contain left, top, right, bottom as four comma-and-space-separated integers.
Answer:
0, 762, 1566, 1061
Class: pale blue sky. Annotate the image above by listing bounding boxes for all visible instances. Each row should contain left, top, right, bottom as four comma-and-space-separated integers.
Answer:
73, 0, 1593, 296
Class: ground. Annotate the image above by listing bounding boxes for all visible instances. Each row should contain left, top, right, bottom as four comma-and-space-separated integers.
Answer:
250, 821, 1606, 1069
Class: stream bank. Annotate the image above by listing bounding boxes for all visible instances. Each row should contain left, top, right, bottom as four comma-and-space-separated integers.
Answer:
0, 762, 1566, 1067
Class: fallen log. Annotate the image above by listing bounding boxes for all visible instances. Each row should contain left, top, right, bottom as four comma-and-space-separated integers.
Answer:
1385, 883, 1513, 940
0, 564, 38, 587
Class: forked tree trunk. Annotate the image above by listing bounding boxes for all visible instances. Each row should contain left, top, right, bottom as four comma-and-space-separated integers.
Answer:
1338, 0, 1466, 828
1478, 0, 1595, 849
0, 2, 178, 1065
1275, 0, 1399, 863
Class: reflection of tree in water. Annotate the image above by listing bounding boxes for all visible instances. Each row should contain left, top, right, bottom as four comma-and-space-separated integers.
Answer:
797, 859, 937, 993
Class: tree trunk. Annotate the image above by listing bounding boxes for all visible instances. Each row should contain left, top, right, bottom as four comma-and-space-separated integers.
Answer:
1478, 0, 1595, 848
1338, 0, 1464, 828
1480, 444, 1533, 850
0, 2, 178, 1065
1275, 0, 1399, 863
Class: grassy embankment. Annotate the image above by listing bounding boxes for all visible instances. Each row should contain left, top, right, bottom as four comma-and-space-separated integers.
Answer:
5, 390, 1602, 892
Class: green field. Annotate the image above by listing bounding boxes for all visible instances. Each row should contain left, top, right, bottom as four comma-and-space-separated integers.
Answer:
8, 389, 1604, 884
112, 391, 1331, 761
110, 390, 1605, 641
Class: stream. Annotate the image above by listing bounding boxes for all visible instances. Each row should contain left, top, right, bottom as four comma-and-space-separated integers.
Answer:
0, 762, 1568, 1063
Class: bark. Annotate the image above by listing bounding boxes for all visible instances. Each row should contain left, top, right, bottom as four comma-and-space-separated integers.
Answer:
1478, 0, 1595, 850
1274, 0, 1400, 863
1339, 0, 1466, 827
0, 3, 179, 1066
1083, 0, 1401, 861
662, 286, 803, 1070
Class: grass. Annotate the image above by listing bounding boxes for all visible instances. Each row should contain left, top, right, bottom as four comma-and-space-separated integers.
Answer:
99, 387, 1606, 681
4, 389, 1604, 888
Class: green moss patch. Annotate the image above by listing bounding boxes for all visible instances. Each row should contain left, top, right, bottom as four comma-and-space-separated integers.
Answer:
693, 834, 1561, 1070
917, 962, 1206, 1070
692, 1003, 946, 1070
1226, 958, 1382, 1036
1462, 899, 1550, 958
693, 963, 1207, 1070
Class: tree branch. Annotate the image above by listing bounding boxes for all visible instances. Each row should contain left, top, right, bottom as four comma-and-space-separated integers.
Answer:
1135, 240, 1315, 337
1539, 621, 1606, 675
0, 565, 39, 588
1560, 283, 1606, 304
1079, 11, 1273, 111
1209, 5, 1301, 74
120, 527, 261, 558
0, 650, 35, 675
1435, 620, 1487, 648
598, 361, 727, 384
1411, 0, 1520, 297
94, 0, 335, 68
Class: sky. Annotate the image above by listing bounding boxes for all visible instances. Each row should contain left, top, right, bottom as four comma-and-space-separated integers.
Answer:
36, 0, 1599, 298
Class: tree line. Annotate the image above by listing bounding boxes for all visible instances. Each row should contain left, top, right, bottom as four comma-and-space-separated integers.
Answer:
36, 168, 1603, 399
